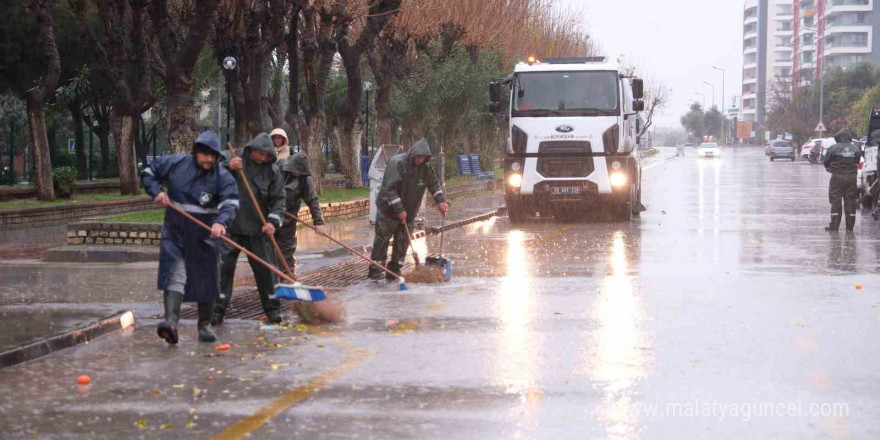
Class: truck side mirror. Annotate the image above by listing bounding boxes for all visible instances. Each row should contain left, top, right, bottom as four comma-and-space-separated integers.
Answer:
488, 82, 501, 114
633, 100, 645, 112
632, 78, 645, 99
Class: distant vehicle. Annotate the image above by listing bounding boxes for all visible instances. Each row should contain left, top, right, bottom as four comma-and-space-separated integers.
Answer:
684, 143, 695, 148
802, 137, 836, 164
769, 140, 795, 161
697, 143, 721, 158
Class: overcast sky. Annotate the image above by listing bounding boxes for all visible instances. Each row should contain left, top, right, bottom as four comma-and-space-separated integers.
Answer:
555, 0, 745, 128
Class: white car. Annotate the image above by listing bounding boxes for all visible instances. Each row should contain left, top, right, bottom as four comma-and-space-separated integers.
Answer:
697, 143, 721, 158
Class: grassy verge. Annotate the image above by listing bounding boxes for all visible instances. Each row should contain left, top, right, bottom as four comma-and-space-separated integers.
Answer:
102, 209, 166, 223
101, 187, 372, 224
0, 192, 144, 210
321, 187, 370, 203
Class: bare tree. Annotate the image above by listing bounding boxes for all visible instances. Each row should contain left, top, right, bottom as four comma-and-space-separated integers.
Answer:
149, 0, 222, 154
26, 0, 63, 201
71, 0, 154, 194
332, 0, 401, 188
637, 80, 671, 139
286, 2, 338, 193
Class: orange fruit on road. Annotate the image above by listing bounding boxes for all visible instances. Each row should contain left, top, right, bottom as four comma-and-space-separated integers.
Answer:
856, 284, 863, 290
77, 375, 91, 385
214, 344, 231, 351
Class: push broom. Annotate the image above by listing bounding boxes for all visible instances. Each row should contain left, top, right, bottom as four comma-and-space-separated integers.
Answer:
283, 212, 408, 290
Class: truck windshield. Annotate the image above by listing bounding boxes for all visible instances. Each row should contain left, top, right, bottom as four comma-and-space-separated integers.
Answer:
513, 71, 619, 117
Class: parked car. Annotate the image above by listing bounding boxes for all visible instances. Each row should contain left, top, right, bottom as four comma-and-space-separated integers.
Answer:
769, 140, 795, 161
860, 143, 877, 206
801, 137, 837, 164
697, 143, 721, 158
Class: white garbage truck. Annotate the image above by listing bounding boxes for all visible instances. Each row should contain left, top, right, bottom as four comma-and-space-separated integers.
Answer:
489, 56, 646, 222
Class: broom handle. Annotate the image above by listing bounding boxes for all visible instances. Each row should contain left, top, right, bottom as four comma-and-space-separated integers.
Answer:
402, 222, 420, 268
226, 144, 295, 279
284, 212, 403, 281
166, 202, 297, 284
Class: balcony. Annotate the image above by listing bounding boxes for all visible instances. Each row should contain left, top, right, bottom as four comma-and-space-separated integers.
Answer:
743, 77, 758, 85
744, 30, 759, 39
826, 0, 872, 13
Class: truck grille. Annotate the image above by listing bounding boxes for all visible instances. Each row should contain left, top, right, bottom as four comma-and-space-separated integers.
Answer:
537, 142, 594, 178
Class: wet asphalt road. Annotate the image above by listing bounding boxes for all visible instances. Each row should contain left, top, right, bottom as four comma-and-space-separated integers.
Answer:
2, 146, 880, 439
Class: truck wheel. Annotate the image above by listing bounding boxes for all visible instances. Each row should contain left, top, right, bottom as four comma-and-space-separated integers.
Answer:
631, 182, 642, 217
619, 202, 633, 221
508, 201, 528, 224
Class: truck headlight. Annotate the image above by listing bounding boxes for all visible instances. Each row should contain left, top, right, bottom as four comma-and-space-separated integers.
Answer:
610, 172, 627, 188
508, 173, 523, 188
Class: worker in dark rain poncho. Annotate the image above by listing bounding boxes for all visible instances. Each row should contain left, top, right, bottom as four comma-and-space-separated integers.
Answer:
368, 139, 449, 280
824, 129, 862, 232
141, 131, 239, 344
276, 145, 326, 274
214, 133, 287, 324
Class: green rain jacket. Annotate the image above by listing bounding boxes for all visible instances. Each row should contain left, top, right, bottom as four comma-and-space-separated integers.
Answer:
280, 152, 324, 225
824, 129, 861, 175
222, 133, 286, 235
376, 139, 446, 219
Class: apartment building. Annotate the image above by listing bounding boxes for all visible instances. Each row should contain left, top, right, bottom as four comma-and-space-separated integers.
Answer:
742, 0, 795, 125
743, 0, 880, 127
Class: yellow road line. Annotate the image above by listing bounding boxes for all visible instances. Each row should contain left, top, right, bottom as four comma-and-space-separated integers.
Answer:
210, 329, 370, 440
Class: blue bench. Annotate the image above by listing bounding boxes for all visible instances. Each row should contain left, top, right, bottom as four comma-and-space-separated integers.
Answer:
469, 154, 495, 180
456, 155, 474, 178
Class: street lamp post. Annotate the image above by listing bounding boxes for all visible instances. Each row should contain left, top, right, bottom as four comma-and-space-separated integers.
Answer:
712, 66, 726, 143
222, 56, 237, 144
703, 81, 716, 110
363, 81, 373, 156
695, 92, 706, 110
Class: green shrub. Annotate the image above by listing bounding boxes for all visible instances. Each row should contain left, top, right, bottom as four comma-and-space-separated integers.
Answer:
52, 166, 78, 198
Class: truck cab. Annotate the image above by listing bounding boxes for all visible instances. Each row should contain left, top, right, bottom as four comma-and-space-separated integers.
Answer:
489, 57, 646, 223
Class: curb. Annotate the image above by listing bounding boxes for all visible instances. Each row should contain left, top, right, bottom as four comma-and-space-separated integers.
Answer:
0, 310, 135, 369
44, 246, 159, 263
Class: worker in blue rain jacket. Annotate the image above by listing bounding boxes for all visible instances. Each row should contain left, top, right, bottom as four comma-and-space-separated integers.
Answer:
141, 131, 239, 344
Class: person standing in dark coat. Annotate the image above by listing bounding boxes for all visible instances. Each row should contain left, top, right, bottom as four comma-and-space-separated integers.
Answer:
824, 129, 861, 232
141, 131, 239, 344
214, 133, 287, 324
276, 147, 326, 274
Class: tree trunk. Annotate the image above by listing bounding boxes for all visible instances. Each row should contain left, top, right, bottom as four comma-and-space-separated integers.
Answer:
375, 76, 393, 147
295, 115, 325, 193
166, 79, 198, 154
335, 115, 364, 189
70, 104, 88, 180
110, 110, 140, 195
26, 99, 55, 201
229, 75, 249, 147
96, 125, 111, 178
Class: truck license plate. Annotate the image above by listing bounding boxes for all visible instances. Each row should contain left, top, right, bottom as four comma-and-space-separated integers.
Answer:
552, 187, 581, 195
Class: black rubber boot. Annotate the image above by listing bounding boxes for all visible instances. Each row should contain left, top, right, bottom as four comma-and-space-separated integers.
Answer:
157, 291, 183, 344
845, 214, 856, 231
368, 266, 385, 281
197, 301, 217, 343
385, 264, 401, 281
